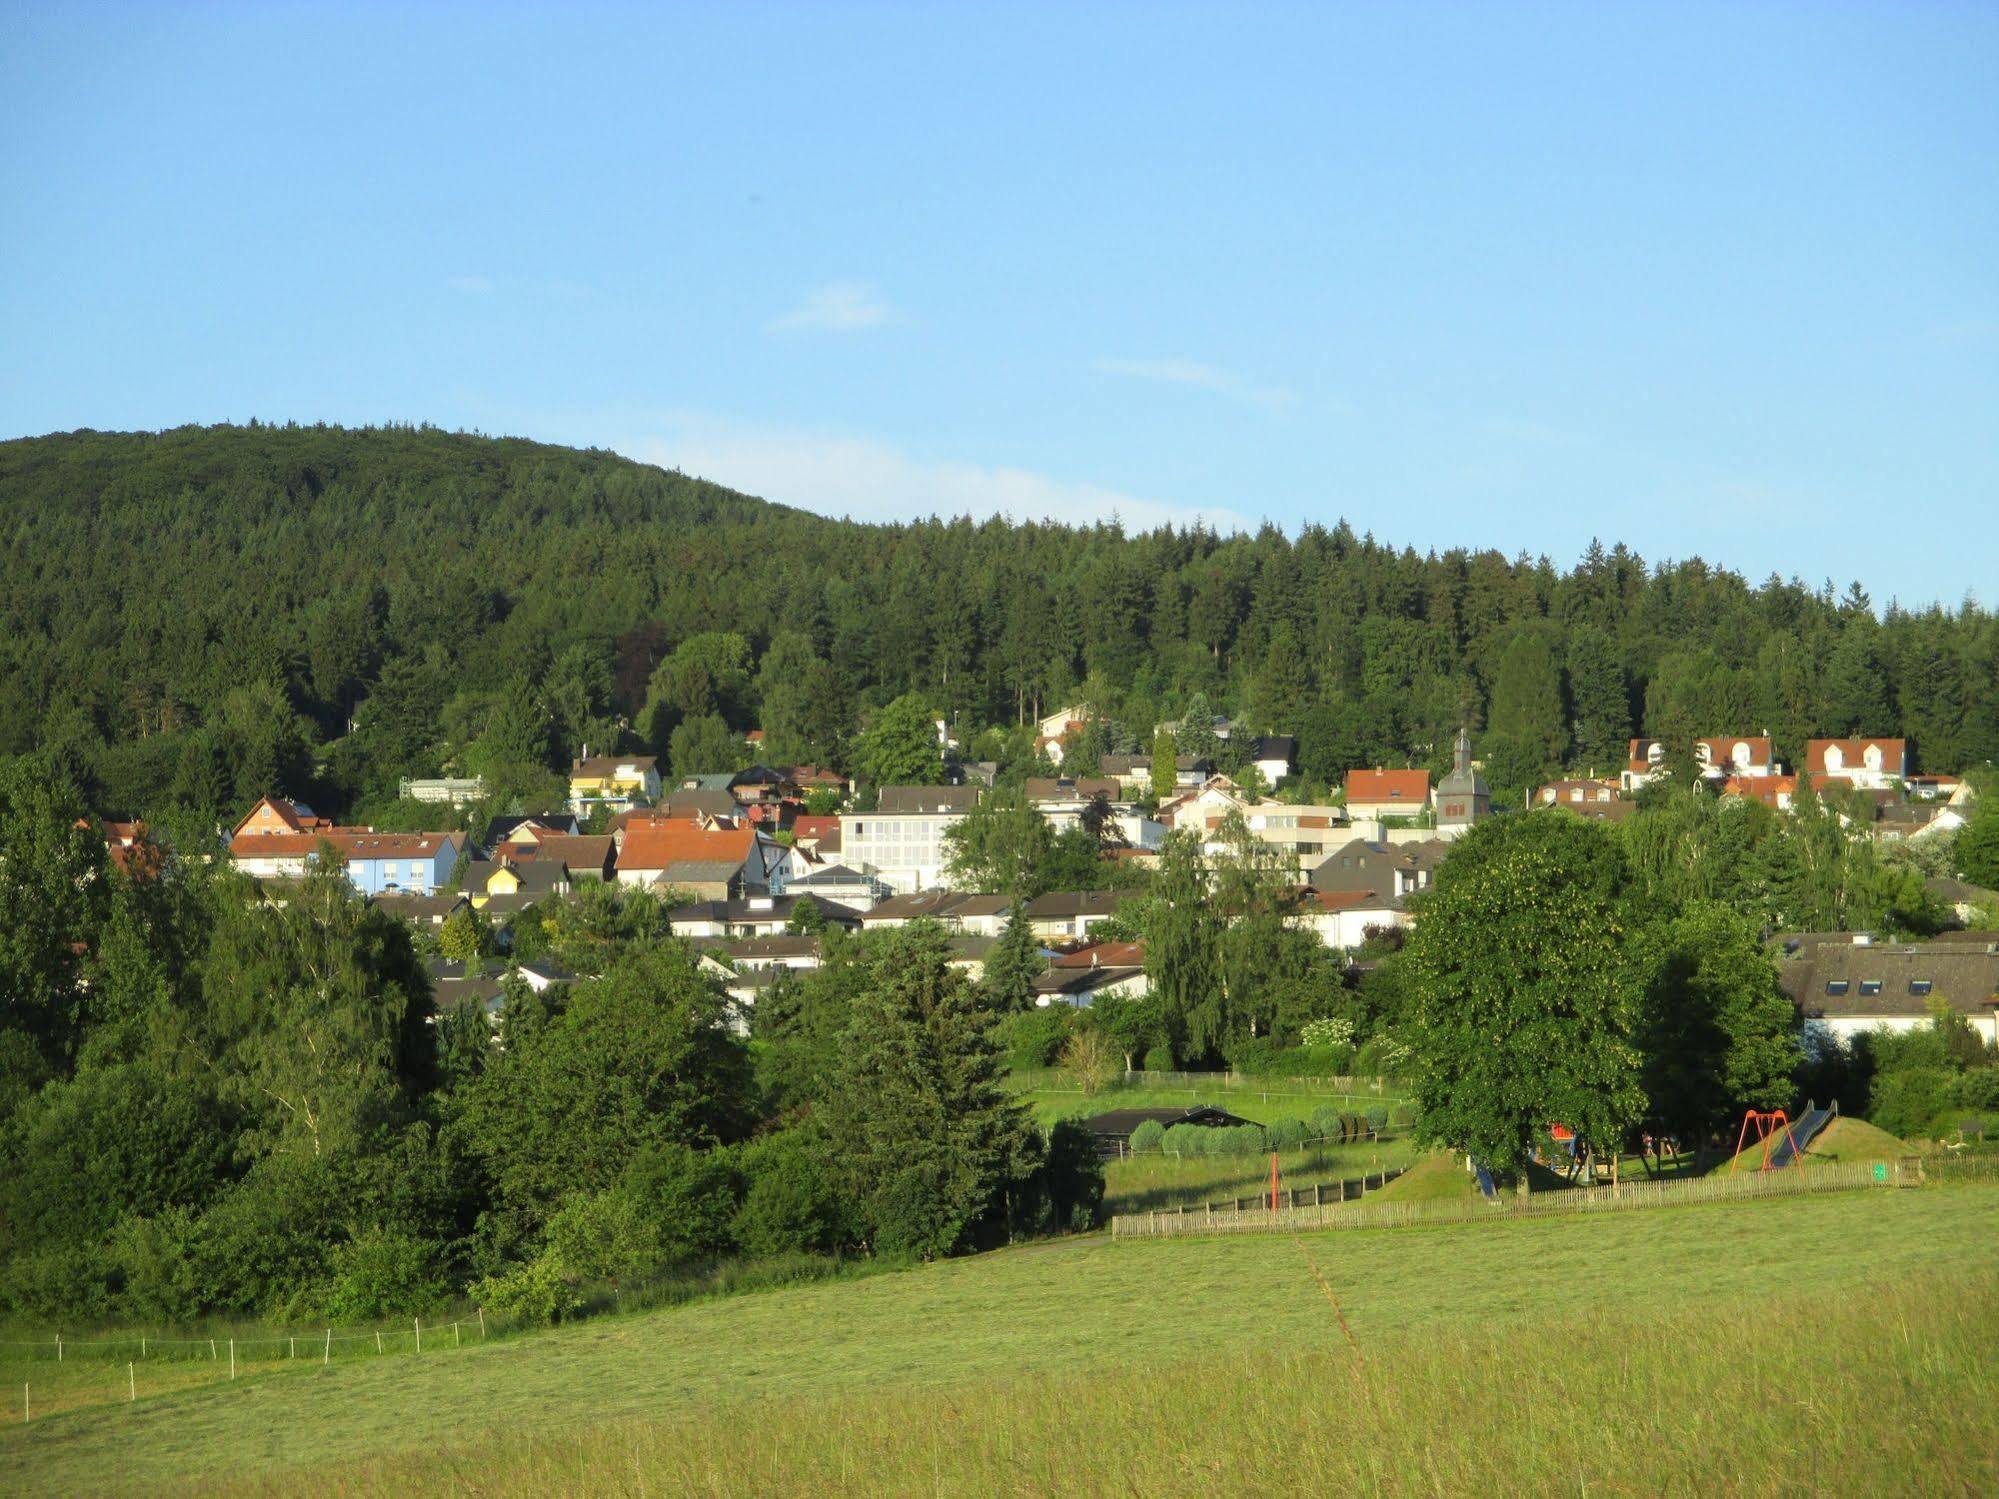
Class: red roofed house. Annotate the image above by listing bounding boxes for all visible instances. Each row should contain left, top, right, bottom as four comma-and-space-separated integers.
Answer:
1723, 774, 1799, 812
1806, 738, 1908, 791
614, 814, 786, 900
1343, 768, 1432, 824
1622, 737, 1776, 793
233, 796, 335, 840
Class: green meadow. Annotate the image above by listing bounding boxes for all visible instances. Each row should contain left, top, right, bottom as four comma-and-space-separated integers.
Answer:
5, 1182, 1995, 1495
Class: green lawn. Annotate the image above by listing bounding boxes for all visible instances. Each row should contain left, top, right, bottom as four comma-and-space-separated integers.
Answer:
1013, 1076, 1408, 1127
1102, 1135, 1418, 1214
6, 1184, 1996, 1495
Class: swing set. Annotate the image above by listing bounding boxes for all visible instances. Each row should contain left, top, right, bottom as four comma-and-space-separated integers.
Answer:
1730, 1109, 1803, 1172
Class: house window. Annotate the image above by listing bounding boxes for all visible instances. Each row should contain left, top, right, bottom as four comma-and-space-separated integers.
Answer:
1858, 980, 1882, 997
1824, 980, 1849, 996
1909, 980, 1932, 996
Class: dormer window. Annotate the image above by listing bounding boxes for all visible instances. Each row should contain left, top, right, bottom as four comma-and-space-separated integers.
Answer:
1858, 980, 1882, 997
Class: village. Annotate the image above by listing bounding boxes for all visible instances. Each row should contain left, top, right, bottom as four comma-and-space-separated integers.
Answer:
206, 705, 1999, 1054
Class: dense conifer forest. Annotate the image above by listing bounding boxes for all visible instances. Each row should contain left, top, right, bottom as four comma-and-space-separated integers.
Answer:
4, 422, 1995, 827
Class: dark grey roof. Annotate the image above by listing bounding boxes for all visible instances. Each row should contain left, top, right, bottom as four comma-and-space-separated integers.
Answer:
723, 934, 825, 961
876, 785, 983, 813
661, 788, 739, 819
488, 813, 582, 842
1777, 938, 1999, 1021
1033, 965, 1144, 994
1082, 1106, 1253, 1137
486, 861, 569, 896
863, 890, 981, 922
669, 895, 861, 927
1247, 736, 1297, 762
1025, 889, 1132, 919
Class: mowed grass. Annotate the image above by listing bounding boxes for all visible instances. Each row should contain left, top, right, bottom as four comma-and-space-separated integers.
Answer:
1015, 1082, 1404, 1127
1103, 1135, 1418, 1214
5, 1184, 1996, 1495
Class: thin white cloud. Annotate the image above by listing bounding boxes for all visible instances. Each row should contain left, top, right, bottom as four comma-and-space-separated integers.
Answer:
445, 273, 496, 295
768, 281, 895, 334
1095, 356, 1295, 410
617, 414, 1250, 533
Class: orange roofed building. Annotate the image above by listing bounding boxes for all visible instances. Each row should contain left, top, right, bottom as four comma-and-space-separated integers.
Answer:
1343, 768, 1432, 824
613, 814, 786, 900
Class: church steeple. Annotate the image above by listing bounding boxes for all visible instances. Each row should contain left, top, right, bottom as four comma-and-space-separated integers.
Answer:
1438, 724, 1489, 834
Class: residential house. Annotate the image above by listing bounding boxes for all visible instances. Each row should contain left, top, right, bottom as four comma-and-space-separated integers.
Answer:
488, 813, 583, 845
861, 890, 1013, 936
783, 861, 887, 909
1776, 933, 1999, 1045
517, 833, 615, 880
1342, 768, 1433, 825
1806, 738, 1910, 790
1289, 886, 1410, 951
1035, 703, 1091, 765
1024, 889, 1133, 941
374, 890, 469, 930
230, 805, 466, 894
1023, 777, 1164, 848
1622, 736, 1776, 793
840, 784, 983, 895
614, 815, 785, 899
718, 933, 825, 973
1723, 774, 1799, 812
1926, 878, 1999, 925
1159, 780, 1349, 873
1242, 735, 1297, 787
668, 893, 861, 939
469, 859, 570, 914
1033, 941, 1149, 1008
790, 815, 842, 856
1098, 753, 1154, 797
786, 764, 851, 799
233, 795, 335, 841
1310, 836, 1449, 902
1907, 773, 1962, 802
568, 751, 662, 815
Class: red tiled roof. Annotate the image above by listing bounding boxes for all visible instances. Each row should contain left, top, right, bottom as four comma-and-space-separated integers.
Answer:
1723, 774, 1797, 808
617, 819, 755, 874
1294, 888, 1383, 913
1806, 738, 1907, 771
230, 829, 460, 859
1344, 769, 1430, 804
1052, 941, 1146, 968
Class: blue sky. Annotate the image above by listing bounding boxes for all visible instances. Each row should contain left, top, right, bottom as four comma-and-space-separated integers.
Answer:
4, 2, 1995, 606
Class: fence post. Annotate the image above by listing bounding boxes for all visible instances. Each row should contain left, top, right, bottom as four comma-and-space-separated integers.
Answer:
142, 1335, 146, 1358
22, 1383, 26, 1424
414, 1317, 422, 1352
478, 1307, 486, 1339
129, 1363, 135, 1402
324, 1328, 331, 1365
56, 1335, 61, 1364
290, 1336, 296, 1360
454, 1322, 461, 1348
210, 1338, 216, 1360
376, 1330, 383, 1353
228, 1338, 235, 1380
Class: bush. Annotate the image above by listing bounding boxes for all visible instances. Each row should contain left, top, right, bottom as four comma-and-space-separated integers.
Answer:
475, 1254, 577, 1327
1310, 1106, 1344, 1142
1128, 1119, 1167, 1153
1021, 1120, 1105, 1233
1953, 1067, 1999, 1112
734, 1129, 848, 1257
1141, 1044, 1175, 1072
1388, 1101, 1418, 1129
1162, 1123, 1207, 1157
1870, 1067, 1958, 1141
1365, 1106, 1389, 1132
1266, 1117, 1308, 1151
1003, 1008, 1073, 1073
1299, 1016, 1355, 1050
1353, 1036, 1405, 1076
322, 1229, 449, 1321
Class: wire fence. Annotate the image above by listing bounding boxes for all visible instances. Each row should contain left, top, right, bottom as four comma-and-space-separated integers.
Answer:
1112, 1157, 1922, 1239
0, 1309, 489, 1367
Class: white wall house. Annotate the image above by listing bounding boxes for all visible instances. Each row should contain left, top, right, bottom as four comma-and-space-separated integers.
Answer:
840, 785, 982, 895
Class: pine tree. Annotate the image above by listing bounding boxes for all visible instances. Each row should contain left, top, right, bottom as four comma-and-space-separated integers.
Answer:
981, 898, 1046, 1011
1565, 625, 1629, 773
823, 927, 1041, 1257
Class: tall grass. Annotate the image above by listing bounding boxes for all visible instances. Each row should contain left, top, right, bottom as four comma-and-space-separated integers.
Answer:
216, 1268, 1999, 1496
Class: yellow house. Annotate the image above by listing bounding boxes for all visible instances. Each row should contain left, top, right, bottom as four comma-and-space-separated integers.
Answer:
469, 860, 570, 910
567, 752, 662, 814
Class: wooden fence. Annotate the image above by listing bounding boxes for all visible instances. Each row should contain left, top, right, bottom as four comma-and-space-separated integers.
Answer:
1111, 1158, 1911, 1239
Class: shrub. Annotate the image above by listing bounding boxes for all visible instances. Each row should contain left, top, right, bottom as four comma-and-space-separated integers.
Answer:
1266, 1117, 1308, 1151
1128, 1119, 1167, 1153
1162, 1123, 1207, 1157
734, 1130, 849, 1258
322, 1229, 449, 1321
1003, 1008, 1073, 1073
1310, 1106, 1344, 1141
475, 1254, 577, 1327
1141, 1044, 1175, 1073
1365, 1106, 1389, 1132
1870, 1067, 1958, 1140
1222, 1035, 1284, 1073
1388, 1101, 1418, 1129
1022, 1120, 1105, 1233
1299, 1016, 1355, 1050
1952, 1067, 1999, 1112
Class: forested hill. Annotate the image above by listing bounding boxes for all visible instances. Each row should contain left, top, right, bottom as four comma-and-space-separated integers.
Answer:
2, 421, 1995, 823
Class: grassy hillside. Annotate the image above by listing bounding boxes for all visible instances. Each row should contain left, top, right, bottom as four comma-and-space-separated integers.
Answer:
1726, 1114, 1912, 1173
6, 1183, 1995, 1495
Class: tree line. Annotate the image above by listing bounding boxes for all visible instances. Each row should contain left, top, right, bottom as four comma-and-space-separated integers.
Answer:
3, 423, 1995, 833
0, 754, 1099, 1324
